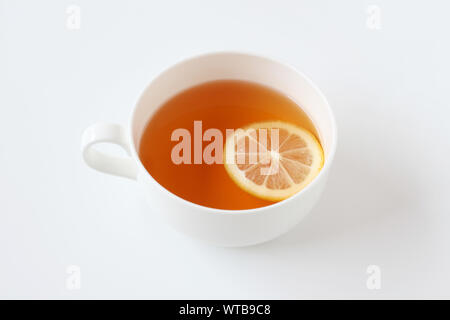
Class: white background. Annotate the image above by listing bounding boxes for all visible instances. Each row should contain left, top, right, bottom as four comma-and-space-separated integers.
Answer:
1, 0, 449, 299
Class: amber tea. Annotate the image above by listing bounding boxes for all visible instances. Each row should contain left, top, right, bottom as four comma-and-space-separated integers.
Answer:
139, 80, 321, 210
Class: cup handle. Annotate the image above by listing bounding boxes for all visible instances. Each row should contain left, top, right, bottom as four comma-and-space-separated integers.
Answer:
81, 123, 138, 180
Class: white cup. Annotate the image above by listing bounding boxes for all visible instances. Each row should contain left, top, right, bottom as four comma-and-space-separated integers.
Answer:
81, 52, 337, 247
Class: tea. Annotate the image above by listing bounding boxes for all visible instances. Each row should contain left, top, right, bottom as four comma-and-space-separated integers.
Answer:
139, 80, 320, 210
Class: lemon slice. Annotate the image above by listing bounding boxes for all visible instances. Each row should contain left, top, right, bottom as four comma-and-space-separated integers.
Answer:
224, 121, 324, 201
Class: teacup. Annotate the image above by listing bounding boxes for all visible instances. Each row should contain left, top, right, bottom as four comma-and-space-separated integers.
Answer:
81, 52, 337, 247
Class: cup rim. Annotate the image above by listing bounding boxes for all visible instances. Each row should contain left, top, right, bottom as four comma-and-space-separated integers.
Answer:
128, 51, 338, 215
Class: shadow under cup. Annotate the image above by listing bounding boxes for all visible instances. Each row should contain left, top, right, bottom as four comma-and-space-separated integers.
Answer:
130, 52, 337, 246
